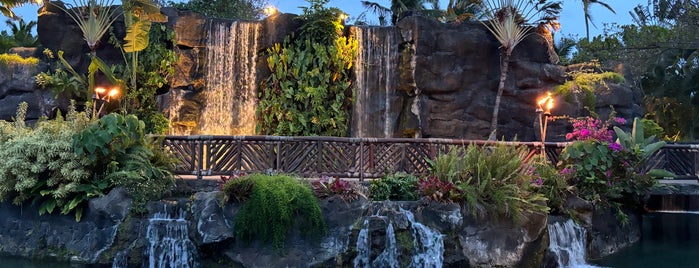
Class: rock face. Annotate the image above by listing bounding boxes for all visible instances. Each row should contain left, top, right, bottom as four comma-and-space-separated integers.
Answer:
0, 189, 552, 267
586, 207, 642, 259
0, 187, 131, 262
3, 8, 641, 140
0, 59, 53, 121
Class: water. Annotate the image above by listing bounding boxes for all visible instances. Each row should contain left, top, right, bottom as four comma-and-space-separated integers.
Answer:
352, 26, 402, 138
145, 209, 199, 268
199, 20, 260, 135
592, 212, 699, 267
354, 207, 444, 268
548, 219, 594, 267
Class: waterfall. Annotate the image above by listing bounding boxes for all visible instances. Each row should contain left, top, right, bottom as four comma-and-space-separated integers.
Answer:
354, 208, 443, 268
111, 250, 128, 268
352, 26, 401, 138
548, 219, 597, 268
145, 208, 199, 268
200, 20, 260, 135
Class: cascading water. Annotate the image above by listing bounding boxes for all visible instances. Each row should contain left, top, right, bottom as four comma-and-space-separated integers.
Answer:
145, 207, 199, 268
200, 20, 260, 135
548, 219, 597, 268
354, 207, 443, 268
352, 26, 402, 138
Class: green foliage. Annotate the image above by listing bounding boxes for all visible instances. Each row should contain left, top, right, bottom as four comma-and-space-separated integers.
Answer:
555, 67, 625, 108
0, 102, 94, 221
530, 156, 569, 213
74, 113, 176, 214
167, 0, 265, 20
4, 18, 38, 47
427, 144, 550, 221
560, 117, 669, 220
257, 0, 358, 136
369, 172, 419, 201
221, 175, 254, 203
232, 174, 326, 251
640, 118, 665, 140
35, 49, 86, 100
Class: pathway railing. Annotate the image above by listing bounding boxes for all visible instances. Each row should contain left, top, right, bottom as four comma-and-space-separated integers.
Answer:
161, 136, 699, 181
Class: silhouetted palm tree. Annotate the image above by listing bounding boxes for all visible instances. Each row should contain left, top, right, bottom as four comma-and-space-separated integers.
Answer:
581, 0, 615, 41
0, 0, 44, 20
5, 18, 38, 46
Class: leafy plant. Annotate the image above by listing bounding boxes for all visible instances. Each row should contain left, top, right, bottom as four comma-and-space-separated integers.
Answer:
417, 175, 459, 202
0, 52, 38, 66
369, 172, 419, 201
232, 174, 326, 251
529, 156, 570, 213
310, 175, 361, 201
554, 65, 625, 108
427, 143, 550, 221
0, 102, 94, 221
257, 0, 358, 136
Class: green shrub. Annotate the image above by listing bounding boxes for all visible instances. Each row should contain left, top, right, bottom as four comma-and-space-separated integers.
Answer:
222, 175, 254, 203
232, 174, 326, 250
0, 53, 39, 67
0, 102, 94, 221
74, 113, 176, 215
257, 0, 357, 136
369, 172, 419, 201
427, 144, 549, 221
529, 156, 569, 213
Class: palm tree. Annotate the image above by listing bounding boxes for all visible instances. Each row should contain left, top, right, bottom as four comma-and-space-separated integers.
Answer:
5, 18, 38, 46
481, 0, 557, 139
361, 0, 441, 25
0, 0, 44, 20
581, 0, 615, 41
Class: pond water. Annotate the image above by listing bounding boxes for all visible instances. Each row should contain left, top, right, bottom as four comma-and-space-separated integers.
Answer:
592, 212, 699, 267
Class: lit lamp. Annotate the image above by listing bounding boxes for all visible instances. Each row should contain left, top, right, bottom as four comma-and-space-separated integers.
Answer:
536, 92, 554, 158
92, 86, 119, 118
339, 13, 349, 21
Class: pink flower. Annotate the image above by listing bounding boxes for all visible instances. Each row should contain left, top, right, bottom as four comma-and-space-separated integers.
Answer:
605, 170, 612, 178
566, 133, 574, 140
560, 167, 575, 176
579, 129, 591, 138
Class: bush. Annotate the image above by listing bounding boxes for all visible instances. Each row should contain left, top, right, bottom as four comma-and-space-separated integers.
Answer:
0, 103, 94, 220
369, 172, 419, 201
310, 176, 361, 201
231, 174, 326, 250
426, 144, 549, 221
74, 113, 176, 215
528, 156, 569, 213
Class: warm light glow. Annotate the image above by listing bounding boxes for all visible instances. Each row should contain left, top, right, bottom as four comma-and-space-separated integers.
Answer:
339, 13, 349, 21
108, 87, 119, 98
536, 92, 554, 113
263, 6, 278, 16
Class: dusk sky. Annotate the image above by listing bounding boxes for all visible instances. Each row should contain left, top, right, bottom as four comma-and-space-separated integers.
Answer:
3, 0, 646, 40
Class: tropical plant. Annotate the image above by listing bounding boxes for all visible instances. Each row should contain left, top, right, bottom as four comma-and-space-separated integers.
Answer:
369, 172, 419, 201
231, 174, 326, 251
52, 0, 122, 54
480, 0, 560, 139
579, 0, 615, 41
167, 0, 265, 20
554, 65, 625, 109
558, 116, 670, 222
0, 102, 94, 221
257, 0, 357, 136
310, 176, 362, 201
4, 19, 38, 47
427, 143, 550, 221
0, 0, 43, 20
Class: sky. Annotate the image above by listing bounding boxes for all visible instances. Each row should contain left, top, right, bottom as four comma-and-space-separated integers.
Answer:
3, 0, 645, 40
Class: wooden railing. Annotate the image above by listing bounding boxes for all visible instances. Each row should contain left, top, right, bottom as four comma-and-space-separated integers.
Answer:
161, 136, 699, 181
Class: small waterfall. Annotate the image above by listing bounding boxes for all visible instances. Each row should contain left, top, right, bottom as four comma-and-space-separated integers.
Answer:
548, 219, 596, 267
352, 26, 402, 138
354, 207, 443, 268
145, 207, 199, 268
200, 20, 260, 135
111, 250, 128, 268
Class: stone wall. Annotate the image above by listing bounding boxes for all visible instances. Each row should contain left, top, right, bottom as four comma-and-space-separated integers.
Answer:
0, 6, 643, 140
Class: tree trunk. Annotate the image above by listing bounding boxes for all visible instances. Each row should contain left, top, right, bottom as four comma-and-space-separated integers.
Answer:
489, 51, 511, 140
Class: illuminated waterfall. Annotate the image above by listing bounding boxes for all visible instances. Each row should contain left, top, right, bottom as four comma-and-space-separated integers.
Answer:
200, 20, 260, 135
